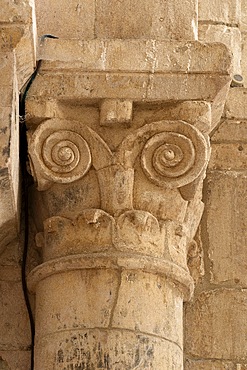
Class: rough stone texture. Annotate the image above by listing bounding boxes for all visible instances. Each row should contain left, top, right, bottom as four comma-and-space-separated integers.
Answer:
95, 0, 198, 40
184, 84, 247, 369
36, 0, 198, 41
0, 0, 36, 254
0, 352, 30, 370
240, 34, 247, 86
1, 1, 246, 370
0, 54, 19, 254
0, 239, 31, 370
225, 88, 247, 119
185, 289, 247, 360
205, 171, 247, 286
241, 0, 247, 32
199, 24, 241, 74
185, 359, 247, 370
198, 0, 241, 24
35, 0, 95, 40
33, 269, 183, 369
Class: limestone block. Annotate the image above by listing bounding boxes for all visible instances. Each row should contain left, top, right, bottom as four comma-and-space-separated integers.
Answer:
0, 351, 30, 370
37, 39, 232, 75
0, 281, 31, 349
225, 88, 247, 118
100, 99, 133, 127
212, 120, 247, 142
0, 26, 24, 52
199, 24, 241, 74
0, 55, 19, 253
241, 0, 247, 31
241, 34, 247, 85
185, 289, 247, 360
95, 0, 197, 40
35, 0, 95, 39
15, 27, 36, 89
209, 143, 247, 170
185, 359, 237, 369
204, 172, 247, 286
0, 0, 33, 23
198, 0, 241, 24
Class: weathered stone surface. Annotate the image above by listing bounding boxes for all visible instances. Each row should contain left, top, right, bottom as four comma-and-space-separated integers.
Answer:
198, 0, 241, 24
241, 0, 247, 31
35, 329, 183, 370
100, 99, 133, 127
0, 352, 30, 370
225, 88, 247, 119
185, 359, 244, 370
0, 281, 31, 349
35, 0, 95, 39
209, 143, 247, 170
0, 55, 19, 253
185, 289, 247, 360
240, 33, 247, 86
199, 24, 241, 74
0, 0, 34, 23
37, 39, 232, 74
95, 0, 197, 40
212, 120, 247, 142
204, 172, 247, 286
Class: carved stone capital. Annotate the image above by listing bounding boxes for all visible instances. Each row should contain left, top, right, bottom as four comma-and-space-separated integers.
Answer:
27, 116, 210, 301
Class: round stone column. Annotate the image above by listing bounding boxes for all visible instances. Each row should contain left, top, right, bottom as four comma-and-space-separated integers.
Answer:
28, 209, 193, 370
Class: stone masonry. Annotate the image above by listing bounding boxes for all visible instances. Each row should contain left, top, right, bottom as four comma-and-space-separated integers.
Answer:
0, 1, 246, 370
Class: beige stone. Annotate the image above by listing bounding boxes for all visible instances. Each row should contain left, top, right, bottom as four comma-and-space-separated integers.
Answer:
199, 24, 241, 74
198, 0, 241, 24
185, 359, 237, 369
240, 33, 247, 85
209, 143, 247, 170
204, 172, 247, 286
1, 0, 242, 369
0, 0, 33, 23
225, 88, 247, 118
95, 0, 197, 40
212, 119, 247, 142
185, 289, 247, 360
37, 38, 232, 75
35, 329, 183, 370
35, 0, 95, 39
100, 99, 133, 127
0, 352, 30, 370
0, 281, 31, 349
241, 0, 247, 31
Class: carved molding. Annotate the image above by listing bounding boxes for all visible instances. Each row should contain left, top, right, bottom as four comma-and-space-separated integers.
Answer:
29, 209, 194, 300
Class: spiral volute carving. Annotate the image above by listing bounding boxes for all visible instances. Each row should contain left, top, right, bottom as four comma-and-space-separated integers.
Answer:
33, 128, 92, 184
140, 121, 209, 188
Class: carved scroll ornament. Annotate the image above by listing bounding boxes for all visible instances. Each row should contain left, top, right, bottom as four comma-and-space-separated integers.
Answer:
28, 119, 210, 191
